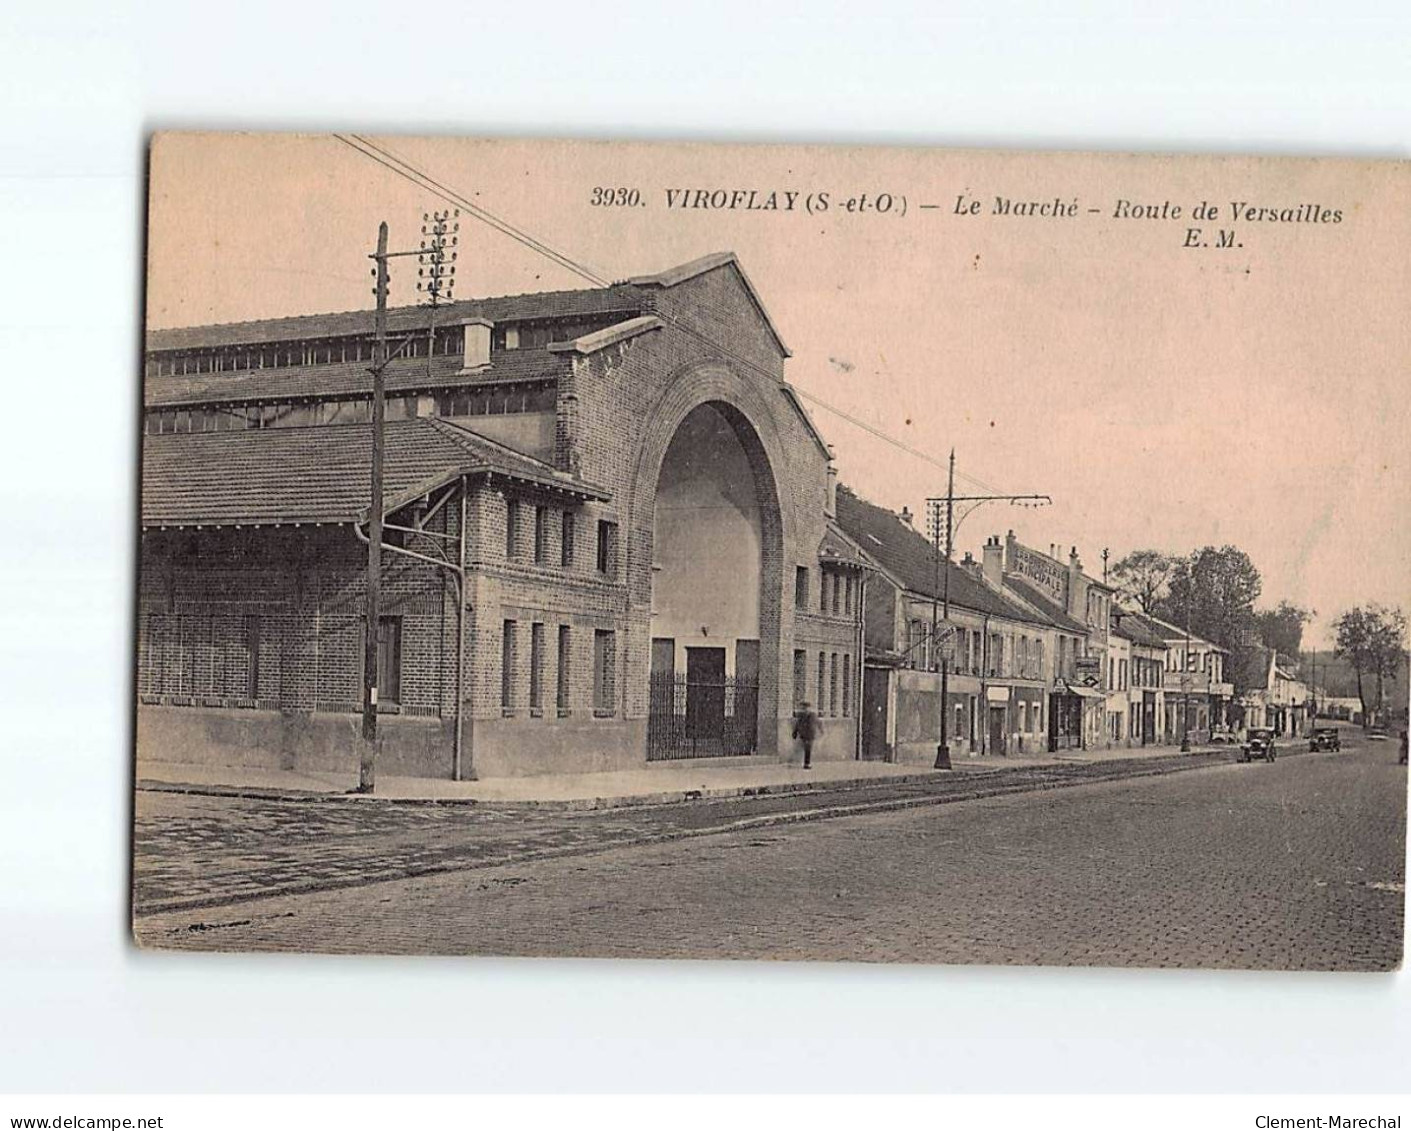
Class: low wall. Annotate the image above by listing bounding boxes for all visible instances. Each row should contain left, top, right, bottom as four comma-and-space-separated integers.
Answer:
465, 714, 647, 778
136, 705, 452, 778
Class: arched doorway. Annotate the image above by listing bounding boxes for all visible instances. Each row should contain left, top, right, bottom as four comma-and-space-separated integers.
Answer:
646, 401, 781, 759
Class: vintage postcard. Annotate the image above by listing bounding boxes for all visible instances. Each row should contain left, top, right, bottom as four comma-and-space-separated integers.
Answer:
133, 134, 1408, 968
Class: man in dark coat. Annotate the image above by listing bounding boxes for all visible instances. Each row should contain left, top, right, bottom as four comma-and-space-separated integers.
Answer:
792, 700, 820, 769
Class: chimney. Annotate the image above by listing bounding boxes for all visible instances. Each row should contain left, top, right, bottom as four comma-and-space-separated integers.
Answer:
1067, 546, 1084, 619
460, 318, 493, 370
825, 447, 838, 518
982, 534, 1004, 589
960, 551, 980, 575
1005, 529, 1019, 570
899, 506, 913, 528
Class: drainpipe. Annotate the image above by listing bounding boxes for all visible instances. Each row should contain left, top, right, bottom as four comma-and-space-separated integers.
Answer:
854, 570, 866, 760
353, 475, 472, 781
454, 480, 469, 781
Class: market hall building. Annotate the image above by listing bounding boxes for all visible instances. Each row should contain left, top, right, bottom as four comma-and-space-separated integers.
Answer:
137, 253, 866, 780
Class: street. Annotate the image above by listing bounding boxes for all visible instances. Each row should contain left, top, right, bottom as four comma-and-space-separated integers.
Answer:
133, 737, 1405, 970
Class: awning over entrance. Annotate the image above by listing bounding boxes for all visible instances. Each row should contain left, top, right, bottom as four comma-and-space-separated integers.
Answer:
1056, 681, 1105, 700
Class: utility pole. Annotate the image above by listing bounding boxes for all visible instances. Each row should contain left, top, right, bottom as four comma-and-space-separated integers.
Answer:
355, 213, 457, 793
358, 222, 391, 793
927, 458, 1050, 770
1180, 584, 1192, 753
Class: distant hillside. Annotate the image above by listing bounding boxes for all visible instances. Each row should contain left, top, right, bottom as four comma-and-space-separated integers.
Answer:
1302, 649, 1409, 714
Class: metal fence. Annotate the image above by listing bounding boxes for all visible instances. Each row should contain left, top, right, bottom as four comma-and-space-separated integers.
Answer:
647, 671, 759, 761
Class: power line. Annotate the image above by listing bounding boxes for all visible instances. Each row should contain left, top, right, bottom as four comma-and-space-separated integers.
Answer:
665, 314, 1009, 494
335, 134, 1026, 498
333, 134, 611, 288
349, 134, 615, 286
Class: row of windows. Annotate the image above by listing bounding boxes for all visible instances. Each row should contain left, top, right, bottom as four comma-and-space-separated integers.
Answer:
792, 648, 853, 718
145, 313, 636, 381
505, 503, 618, 577
502, 621, 616, 717
145, 381, 556, 436
793, 565, 858, 618
904, 622, 1047, 680
145, 330, 466, 379
436, 383, 556, 417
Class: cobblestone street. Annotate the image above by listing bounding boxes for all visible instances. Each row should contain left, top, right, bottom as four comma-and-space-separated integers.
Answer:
133, 738, 1405, 970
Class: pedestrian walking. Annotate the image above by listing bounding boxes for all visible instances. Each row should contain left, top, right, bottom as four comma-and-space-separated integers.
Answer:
1398, 729, 1407, 766
792, 699, 820, 769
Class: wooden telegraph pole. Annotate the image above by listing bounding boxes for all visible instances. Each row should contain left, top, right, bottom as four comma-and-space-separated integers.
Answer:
358, 221, 390, 793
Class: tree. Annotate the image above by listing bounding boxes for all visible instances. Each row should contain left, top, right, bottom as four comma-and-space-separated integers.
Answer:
1156, 546, 1262, 652
1255, 601, 1313, 658
1333, 604, 1408, 726
1109, 549, 1178, 614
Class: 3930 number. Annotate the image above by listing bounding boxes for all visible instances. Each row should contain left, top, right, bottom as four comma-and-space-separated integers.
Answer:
589, 187, 644, 207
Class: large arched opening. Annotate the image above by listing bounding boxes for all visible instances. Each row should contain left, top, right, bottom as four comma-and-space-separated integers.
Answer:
647, 401, 782, 759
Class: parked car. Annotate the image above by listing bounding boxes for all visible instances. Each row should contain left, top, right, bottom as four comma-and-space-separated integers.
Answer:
1240, 727, 1277, 763
1308, 727, 1342, 752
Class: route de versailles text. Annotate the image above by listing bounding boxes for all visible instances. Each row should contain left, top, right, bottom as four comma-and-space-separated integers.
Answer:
954, 194, 1343, 224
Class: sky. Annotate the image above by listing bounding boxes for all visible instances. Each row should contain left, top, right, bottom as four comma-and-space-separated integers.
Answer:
146, 134, 1411, 648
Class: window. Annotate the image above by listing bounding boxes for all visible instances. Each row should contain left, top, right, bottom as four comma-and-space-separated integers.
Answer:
817, 653, 826, 707
506, 500, 519, 560
529, 623, 546, 713
596, 520, 618, 578
907, 619, 927, 670
375, 616, 401, 705
844, 576, 854, 617
593, 629, 617, 716
556, 625, 572, 714
534, 506, 548, 565
561, 512, 576, 568
795, 566, 809, 610
819, 570, 830, 613
501, 620, 517, 711
829, 653, 839, 716
842, 654, 852, 717
244, 614, 262, 699
793, 649, 807, 706
831, 572, 842, 616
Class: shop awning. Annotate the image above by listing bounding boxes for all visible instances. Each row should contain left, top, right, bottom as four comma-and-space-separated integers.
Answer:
1056, 681, 1105, 700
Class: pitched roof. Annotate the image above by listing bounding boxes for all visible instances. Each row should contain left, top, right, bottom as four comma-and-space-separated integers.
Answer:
140, 417, 605, 528
1231, 644, 1275, 692
628, 251, 790, 358
145, 284, 650, 352
1111, 609, 1169, 649
833, 486, 1046, 626
1001, 576, 1088, 635
1141, 613, 1229, 653
144, 347, 568, 408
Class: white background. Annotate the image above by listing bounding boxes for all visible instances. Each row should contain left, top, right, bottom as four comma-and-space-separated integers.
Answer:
1, 0, 1408, 1095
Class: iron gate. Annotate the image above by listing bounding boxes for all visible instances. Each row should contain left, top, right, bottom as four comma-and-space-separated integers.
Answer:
647, 671, 759, 760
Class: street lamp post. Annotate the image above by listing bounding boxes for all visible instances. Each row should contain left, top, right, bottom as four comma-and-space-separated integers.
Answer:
926, 455, 1050, 770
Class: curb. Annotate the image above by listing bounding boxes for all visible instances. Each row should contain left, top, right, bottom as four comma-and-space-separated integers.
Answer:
136, 768, 980, 810
134, 748, 1240, 811
135, 749, 1264, 919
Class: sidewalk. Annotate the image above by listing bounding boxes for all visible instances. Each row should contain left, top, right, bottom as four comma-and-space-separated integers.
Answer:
135, 740, 1228, 809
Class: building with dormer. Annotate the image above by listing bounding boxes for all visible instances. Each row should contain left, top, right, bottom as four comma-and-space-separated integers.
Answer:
137, 253, 866, 780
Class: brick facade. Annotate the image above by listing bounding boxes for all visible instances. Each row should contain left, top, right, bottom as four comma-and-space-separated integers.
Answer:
138, 254, 865, 778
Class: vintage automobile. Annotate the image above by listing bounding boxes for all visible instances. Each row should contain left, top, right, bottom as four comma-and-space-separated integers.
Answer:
1239, 727, 1277, 763
1308, 726, 1342, 752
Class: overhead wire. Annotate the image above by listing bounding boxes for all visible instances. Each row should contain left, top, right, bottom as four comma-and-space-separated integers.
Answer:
334, 134, 1028, 498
